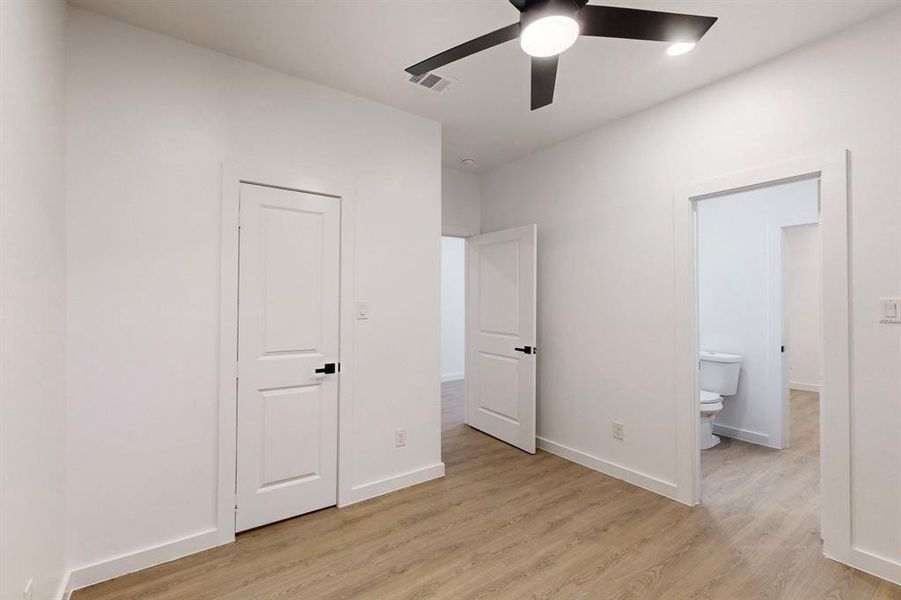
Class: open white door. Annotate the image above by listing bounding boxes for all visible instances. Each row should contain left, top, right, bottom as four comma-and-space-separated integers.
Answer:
235, 182, 340, 532
466, 225, 537, 453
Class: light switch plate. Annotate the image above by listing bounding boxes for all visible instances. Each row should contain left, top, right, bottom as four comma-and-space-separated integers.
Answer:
356, 301, 369, 320
880, 297, 900, 323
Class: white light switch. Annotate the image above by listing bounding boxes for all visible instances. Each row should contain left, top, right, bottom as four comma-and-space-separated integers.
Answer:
356, 301, 369, 320
880, 298, 900, 323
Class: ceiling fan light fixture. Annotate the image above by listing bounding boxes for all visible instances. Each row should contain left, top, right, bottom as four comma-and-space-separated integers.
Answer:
666, 41, 696, 56
520, 15, 580, 57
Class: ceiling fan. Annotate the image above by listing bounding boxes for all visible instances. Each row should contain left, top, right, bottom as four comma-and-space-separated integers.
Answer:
405, 0, 717, 110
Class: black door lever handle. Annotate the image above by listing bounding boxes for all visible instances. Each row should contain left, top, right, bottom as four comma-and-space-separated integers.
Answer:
514, 346, 534, 355
315, 363, 337, 374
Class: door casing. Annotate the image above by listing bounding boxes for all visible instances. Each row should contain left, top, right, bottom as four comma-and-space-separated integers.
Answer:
673, 150, 901, 583
217, 162, 356, 543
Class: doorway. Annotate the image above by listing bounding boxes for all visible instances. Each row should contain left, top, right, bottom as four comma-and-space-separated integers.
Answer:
694, 178, 821, 519
440, 226, 539, 457
673, 150, 855, 569
217, 165, 356, 544
234, 182, 341, 532
441, 235, 467, 435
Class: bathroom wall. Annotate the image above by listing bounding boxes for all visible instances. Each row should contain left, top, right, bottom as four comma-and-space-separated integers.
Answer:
785, 224, 822, 391
441, 236, 466, 381
697, 179, 818, 448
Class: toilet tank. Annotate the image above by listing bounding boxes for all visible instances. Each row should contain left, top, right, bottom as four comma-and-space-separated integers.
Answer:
699, 351, 742, 396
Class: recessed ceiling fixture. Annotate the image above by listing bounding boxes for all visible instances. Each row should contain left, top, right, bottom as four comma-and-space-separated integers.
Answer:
405, 0, 717, 111
666, 41, 696, 56
461, 157, 477, 167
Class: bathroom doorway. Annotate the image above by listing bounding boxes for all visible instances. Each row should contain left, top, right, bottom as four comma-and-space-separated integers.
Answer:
695, 178, 819, 454
674, 151, 856, 569
693, 175, 822, 541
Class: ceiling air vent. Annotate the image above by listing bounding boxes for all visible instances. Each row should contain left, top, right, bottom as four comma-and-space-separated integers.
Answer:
408, 72, 455, 92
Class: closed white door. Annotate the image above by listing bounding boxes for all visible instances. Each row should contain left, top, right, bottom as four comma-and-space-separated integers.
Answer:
466, 225, 537, 453
236, 182, 340, 532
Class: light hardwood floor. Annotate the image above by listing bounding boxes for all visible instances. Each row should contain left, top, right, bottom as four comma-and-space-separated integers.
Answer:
75, 383, 899, 599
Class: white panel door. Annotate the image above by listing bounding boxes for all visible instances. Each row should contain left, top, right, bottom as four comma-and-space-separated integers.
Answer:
466, 225, 537, 453
236, 182, 340, 532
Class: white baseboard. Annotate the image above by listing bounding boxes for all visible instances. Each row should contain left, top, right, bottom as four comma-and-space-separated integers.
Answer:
711, 423, 779, 448
343, 462, 445, 506
789, 381, 821, 392
63, 528, 221, 598
441, 372, 464, 383
825, 546, 901, 586
55, 570, 71, 600
536, 437, 681, 503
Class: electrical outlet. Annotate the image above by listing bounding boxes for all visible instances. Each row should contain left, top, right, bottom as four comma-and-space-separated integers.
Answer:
23, 579, 33, 600
612, 421, 625, 441
395, 428, 407, 447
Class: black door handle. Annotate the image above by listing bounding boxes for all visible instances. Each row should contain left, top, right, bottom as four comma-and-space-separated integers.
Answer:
315, 363, 337, 374
514, 346, 534, 355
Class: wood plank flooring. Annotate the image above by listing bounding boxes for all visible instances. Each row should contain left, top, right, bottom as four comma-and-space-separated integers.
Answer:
75, 383, 899, 599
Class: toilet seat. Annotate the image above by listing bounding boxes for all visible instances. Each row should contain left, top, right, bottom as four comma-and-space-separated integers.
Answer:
699, 390, 722, 404
700, 400, 723, 414
699, 390, 723, 414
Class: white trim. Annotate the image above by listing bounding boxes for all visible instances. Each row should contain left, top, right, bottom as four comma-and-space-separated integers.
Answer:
63, 529, 219, 597
55, 571, 71, 600
537, 437, 681, 502
441, 372, 464, 382
674, 151, 857, 566
218, 161, 356, 534
711, 424, 774, 448
342, 463, 446, 506
441, 224, 477, 238
833, 548, 901, 586
789, 381, 821, 392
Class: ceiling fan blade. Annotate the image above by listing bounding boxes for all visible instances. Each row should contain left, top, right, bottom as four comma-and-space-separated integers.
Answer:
531, 55, 558, 110
406, 23, 521, 77
579, 5, 717, 43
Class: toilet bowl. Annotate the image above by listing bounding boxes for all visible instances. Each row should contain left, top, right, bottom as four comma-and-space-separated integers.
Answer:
699, 350, 742, 450
699, 390, 724, 449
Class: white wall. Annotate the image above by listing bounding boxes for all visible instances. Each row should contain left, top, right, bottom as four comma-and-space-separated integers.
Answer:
442, 167, 480, 237
698, 180, 818, 448
785, 224, 822, 391
481, 10, 901, 569
65, 8, 441, 581
0, 1, 68, 599
441, 237, 465, 382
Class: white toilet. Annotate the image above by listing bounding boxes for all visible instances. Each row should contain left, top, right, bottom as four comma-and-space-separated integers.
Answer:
699, 350, 742, 450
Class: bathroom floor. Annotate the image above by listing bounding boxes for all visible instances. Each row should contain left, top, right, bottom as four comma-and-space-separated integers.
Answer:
75, 387, 898, 599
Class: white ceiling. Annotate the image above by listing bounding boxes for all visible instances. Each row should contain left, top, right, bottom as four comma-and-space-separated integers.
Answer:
70, 0, 898, 172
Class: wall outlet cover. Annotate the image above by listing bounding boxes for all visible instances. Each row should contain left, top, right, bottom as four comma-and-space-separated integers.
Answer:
395, 428, 407, 447
613, 421, 625, 441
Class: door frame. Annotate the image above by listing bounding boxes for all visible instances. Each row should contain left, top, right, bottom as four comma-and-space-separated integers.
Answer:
216, 161, 356, 543
672, 149, 898, 578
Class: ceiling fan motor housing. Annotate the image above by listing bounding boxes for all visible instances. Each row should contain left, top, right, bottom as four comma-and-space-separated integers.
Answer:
517, 0, 584, 29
